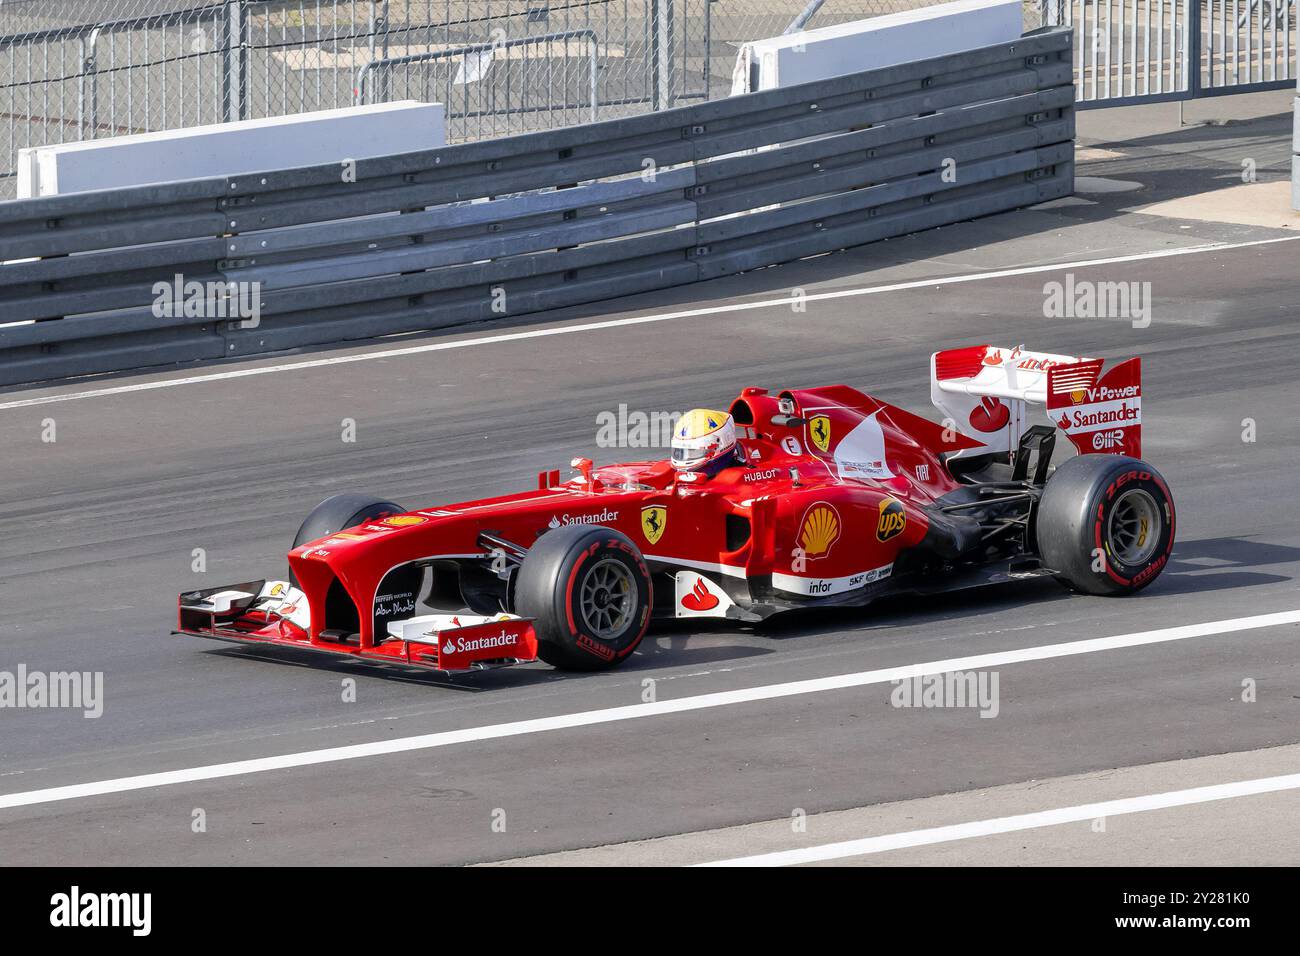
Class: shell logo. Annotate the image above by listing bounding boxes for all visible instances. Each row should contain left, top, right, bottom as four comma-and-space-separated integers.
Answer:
1070, 388, 1087, 404
798, 503, 841, 559
381, 515, 426, 527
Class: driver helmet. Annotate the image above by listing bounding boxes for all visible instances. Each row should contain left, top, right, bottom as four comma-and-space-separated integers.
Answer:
671, 409, 737, 472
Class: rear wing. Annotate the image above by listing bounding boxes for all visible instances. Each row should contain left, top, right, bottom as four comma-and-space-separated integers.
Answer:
931, 345, 1141, 460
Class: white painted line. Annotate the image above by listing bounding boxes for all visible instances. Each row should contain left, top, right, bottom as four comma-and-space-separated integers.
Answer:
698, 771, 1300, 866
2, 234, 1297, 412
2, 609, 1298, 811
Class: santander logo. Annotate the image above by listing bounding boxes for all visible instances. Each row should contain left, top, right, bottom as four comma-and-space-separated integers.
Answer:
968, 395, 1010, 433
681, 578, 720, 612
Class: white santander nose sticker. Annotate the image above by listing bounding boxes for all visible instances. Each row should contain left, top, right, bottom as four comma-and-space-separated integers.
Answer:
674, 571, 735, 618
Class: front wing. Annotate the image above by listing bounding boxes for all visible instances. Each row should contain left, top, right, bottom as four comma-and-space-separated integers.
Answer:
176, 580, 538, 671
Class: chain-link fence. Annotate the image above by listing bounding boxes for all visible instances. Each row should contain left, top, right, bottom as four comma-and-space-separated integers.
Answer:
0, 0, 1043, 197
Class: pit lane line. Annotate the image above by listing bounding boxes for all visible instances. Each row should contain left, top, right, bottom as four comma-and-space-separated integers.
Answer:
1, 608, 1298, 813
1, 234, 1296, 413
697, 771, 1300, 866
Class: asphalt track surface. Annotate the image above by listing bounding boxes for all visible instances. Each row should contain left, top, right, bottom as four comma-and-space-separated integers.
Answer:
1, 112, 1299, 865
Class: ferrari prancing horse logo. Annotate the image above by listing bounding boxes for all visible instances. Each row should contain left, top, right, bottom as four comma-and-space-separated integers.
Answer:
641, 505, 667, 545
809, 415, 832, 453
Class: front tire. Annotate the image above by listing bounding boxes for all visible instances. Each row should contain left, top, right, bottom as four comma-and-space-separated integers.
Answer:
514, 525, 652, 670
1036, 454, 1175, 595
289, 493, 406, 586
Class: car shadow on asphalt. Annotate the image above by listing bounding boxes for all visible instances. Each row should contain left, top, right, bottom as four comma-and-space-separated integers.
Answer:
1158, 535, 1298, 594
202, 644, 552, 693
203, 535, 1292, 688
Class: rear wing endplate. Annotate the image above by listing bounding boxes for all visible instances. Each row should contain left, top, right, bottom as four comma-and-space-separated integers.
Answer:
931, 345, 1141, 460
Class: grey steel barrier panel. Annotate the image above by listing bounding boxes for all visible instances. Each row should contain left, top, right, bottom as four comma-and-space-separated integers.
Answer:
172, 75, 1066, 269
0, 217, 704, 355
234, 202, 699, 290
2, 264, 226, 325
0, 28, 1075, 387
0, 229, 705, 357
0, 205, 233, 262
0, 324, 230, 386
693, 87, 1075, 186
0, 58, 1066, 293
698, 145, 1073, 247
0, 177, 231, 225
239, 231, 705, 324
0, 35, 1069, 262
221, 259, 706, 357
0, 237, 231, 289
216, 49, 1066, 232
697, 124, 1074, 221
188, 57, 1052, 244
0, 292, 231, 349
234, 113, 1072, 300
224, 168, 701, 258
244, 182, 693, 267
694, 64, 1071, 160
0, 27, 1071, 227
697, 167, 1074, 281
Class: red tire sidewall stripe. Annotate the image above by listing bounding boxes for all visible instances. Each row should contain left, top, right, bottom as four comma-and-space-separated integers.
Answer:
1097, 469, 1174, 586
565, 536, 652, 660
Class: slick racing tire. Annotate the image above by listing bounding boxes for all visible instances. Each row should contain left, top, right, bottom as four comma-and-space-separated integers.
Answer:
514, 524, 652, 671
1036, 454, 1175, 596
288, 493, 406, 587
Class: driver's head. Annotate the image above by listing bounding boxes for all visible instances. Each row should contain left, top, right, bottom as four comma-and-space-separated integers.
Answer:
671, 409, 737, 472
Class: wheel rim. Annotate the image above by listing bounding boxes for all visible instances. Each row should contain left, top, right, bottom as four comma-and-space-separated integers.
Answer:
578, 558, 635, 640
1107, 488, 1161, 566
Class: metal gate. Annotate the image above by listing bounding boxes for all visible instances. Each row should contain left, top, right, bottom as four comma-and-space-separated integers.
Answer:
1044, 0, 1298, 105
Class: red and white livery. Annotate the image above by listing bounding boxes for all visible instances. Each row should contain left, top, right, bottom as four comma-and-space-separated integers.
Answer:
177, 345, 1174, 672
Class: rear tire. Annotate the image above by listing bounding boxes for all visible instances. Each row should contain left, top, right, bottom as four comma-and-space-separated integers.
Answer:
514, 524, 652, 670
1036, 455, 1175, 595
288, 493, 406, 587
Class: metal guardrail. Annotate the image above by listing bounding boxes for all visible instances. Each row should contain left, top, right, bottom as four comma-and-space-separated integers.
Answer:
0, 27, 1076, 388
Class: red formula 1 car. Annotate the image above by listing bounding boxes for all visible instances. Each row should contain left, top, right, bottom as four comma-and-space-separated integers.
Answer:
177, 345, 1174, 672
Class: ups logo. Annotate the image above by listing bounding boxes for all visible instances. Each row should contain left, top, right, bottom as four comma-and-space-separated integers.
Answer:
876, 498, 906, 542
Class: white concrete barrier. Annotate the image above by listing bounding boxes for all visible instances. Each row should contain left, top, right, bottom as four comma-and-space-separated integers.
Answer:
731, 0, 1023, 95
17, 101, 446, 197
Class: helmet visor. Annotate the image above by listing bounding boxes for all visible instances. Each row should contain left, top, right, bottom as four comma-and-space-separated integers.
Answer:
671, 444, 709, 468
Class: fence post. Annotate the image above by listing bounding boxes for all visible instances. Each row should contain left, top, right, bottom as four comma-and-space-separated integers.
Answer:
368, 1, 391, 102
651, 0, 676, 110
79, 28, 103, 140
222, 1, 247, 122
1187, 0, 1202, 98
